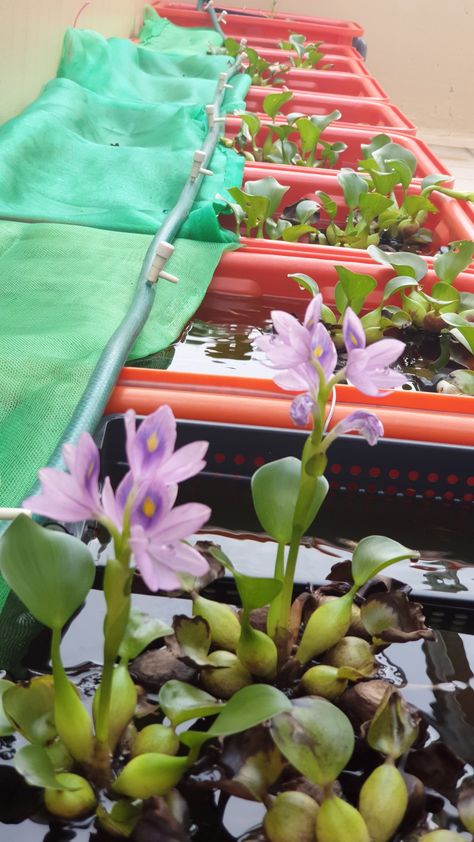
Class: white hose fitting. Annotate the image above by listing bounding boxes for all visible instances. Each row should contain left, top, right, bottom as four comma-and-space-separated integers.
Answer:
217, 9, 227, 23
190, 150, 214, 181
205, 104, 226, 129
146, 241, 178, 285
0, 508, 32, 521
218, 71, 232, 92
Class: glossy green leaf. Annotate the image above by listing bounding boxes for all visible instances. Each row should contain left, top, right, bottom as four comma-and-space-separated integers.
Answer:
295, 117, 320, 155
351, 536, 419, 588
228, 187, 269, 232
266, 140, 299, 166
338, 169, 369, 210
96, 800, 142, 838
403, 195, 438, 217
310, 110, 342, 133
92, 663, 137, 752
359, 192, 393, 223
369, 169, 401, 196
281, 223, 317, 242
0, 515, 95, 630
266, 217, 292, 239
241, 112, 261, 140
251, 456, 328, 544
431, 281, 460, 310
360, 134, 392, 160
295, 200, 320, 224
367, 245, 427, 281
440, 312, 469, 327
335, 266, 377, 315
158, 680, 224, 727
113, 752, 188, 799
288, 272, 319, 297
271, 696, 354, 786
15, 744, 78, 790
386, 159, 414, 191
451, 325, 474, 354
3, 675, 56, 744
382, 275, 419, 302
263, 91, 294, 121
234, 572, 282, 612
420, 173, 450, 191
0, 679, 15, 736
208, 684, 291, 737
317, 190, 338, 219
245, 176, 289, 217
373, 142, 417, 177
434, 240, 474, 284
224, 37, 241, 58
119, 610, 172, 663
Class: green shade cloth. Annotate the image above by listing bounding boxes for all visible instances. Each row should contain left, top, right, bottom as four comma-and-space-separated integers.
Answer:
0, 77, 243, 237
57, 28, 250, 108
138, 5, 223, 54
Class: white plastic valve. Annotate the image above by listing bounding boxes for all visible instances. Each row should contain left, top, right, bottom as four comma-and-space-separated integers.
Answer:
190, 150, 214, 181
217, 9, 227, 22
0, 508, 32, 520
239, 37, 248, 51
146, 241, 179, 285
218, 72, 232, 92
205, 104, 226, 129
203, 0, 213, 9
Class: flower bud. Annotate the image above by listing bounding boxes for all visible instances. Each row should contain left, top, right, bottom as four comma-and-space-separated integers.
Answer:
131, 724, 180, 758
300, 665, 347, 700
44, 773, 96, 819
316, 796, 370, 842
323, 636, 375, 674
264, 791, 318, 842
358, 762, 408, 842
296, 593, 353, 665
201, 651, 252, 699
193, 595, 241, 652
237, 624, 277, 680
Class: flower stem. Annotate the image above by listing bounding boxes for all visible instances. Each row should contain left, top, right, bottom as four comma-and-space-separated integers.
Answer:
267, 541, 286, 638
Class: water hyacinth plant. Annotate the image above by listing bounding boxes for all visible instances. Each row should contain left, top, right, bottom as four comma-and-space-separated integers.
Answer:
216, 35, 331, 87
0, 310, 472, 838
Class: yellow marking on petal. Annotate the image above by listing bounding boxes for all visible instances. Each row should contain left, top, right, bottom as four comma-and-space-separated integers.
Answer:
86, 462, 94, 478
350, 332, 359, 347
142, 497, 156, 518
147, 432, 159, 453
313, 345, 323, 358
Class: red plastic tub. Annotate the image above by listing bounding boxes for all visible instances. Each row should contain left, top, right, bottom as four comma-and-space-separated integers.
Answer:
231, 166, 474, 265
224, 118, 453, 185
243, 68, 387, 99
255, 47, 370, 77
243, 86, 416, 134
151, 3, 364, 46
110, 249, 474, 447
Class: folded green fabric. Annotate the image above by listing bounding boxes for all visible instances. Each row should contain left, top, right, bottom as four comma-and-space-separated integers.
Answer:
0, 77, 243, 236
138, 5, 223, 54
57, 28, 250, 108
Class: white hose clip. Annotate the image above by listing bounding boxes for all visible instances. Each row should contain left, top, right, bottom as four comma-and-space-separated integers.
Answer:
0, 508, 32, 521
146, 241, 178, 285
205, 104, 226, 129
203, 0, 213, 9
217, 72, 232, 92
217, 9, 227, 23
190, 150, 214, 181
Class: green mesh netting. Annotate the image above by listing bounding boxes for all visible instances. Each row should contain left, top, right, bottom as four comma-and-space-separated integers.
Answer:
138, 5, 223, 53
0, 77, 243, 236
0, 18, 250, 669
57, 28, 250, 107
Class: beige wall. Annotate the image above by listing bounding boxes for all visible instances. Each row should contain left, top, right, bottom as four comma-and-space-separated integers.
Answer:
1, 1, 473, 140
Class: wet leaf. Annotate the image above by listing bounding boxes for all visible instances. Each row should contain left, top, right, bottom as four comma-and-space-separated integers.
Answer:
366, 690, 419, 759
3, 676, 56, 745
96, 799, 142, 838
0, 515, 95, 630
434, 240, 474, 284
382, 275, 419, 302
367, 245, 427, 281
208, 684, 291, 738
173, 615, 211, 666
113, 752, 188, 799
335, 266, 377, 315
361, 592, 435, 643
288, 272, 319, 297
351, 536, 419, 588
158, 680, 224, 727
119, 610, 173, 663
451, 324, 474, 354
271, 696, 354, 786
15, 744, 78, 790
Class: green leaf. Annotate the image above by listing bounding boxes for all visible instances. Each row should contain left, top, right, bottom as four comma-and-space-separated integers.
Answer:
173, 615, 211, 666
228, 187, 269, 233
96, 800, 142, 838
431, 281, 460, 311
403, 195, 438, 217
270, 697, 354, 786
440, 312, 469, 327
360, 134, 392, 160
209, 684, 291, 738
241, 112, 261, 141
420, 173, 450, 191
310, 110, 342, 133
338, 169, 369, 210
367, 691, 418, 759
351, 536, 420, 588
263, 91, 294, 121
295, 117, 320, 156
245, 176, 289, 217
15, 744, 78, 790
321, 303, 337, 324
234, 573, 282, 612
0, 679, 15, 736
382, 276, 419, 302
335, 266, 377, 315
288, 272, 319, 297
359, 192, 393, 224
158, 680, 224, 727
317, 190, 337, 219
3, 675, 56, 744
367, 245, 428, 281
113, 753, 188, 799
0, 515, 95, 631
434, 240, 474, 284
373, 142, 417, 177
251, 456, 328, 544
295, 199, 320, 224
265, 217, 292, 239
119, 610, 173, 663
281, 224, 317, 242
385, 159, 414, 191
224, 37, 241, 58
451, 370, 474, 396
369, 169, 402, 196
451, 325, 474, 354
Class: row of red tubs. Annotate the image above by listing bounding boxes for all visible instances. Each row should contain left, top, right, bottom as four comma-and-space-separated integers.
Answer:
113, 2, 474, 459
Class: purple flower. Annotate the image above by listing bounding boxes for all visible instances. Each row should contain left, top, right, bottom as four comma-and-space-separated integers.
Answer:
346, 340, 406, 396
329, 411, 384, 446
343, 307, 366, 352
290, 393, 315, 427
125, 406, 208, 485
256, 295, 336, 393
128, 477, 210, 591
24, 432, 102, 522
